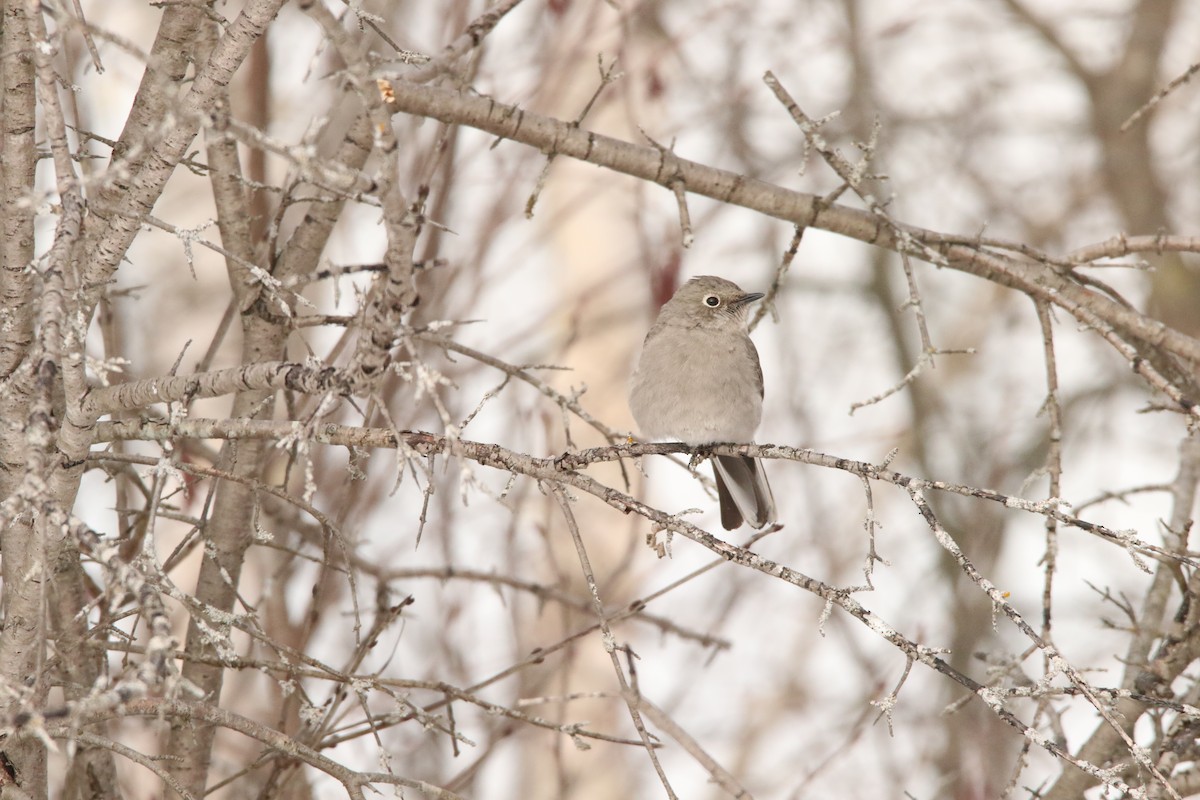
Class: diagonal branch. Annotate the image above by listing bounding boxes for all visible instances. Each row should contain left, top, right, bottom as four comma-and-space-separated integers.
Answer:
382, 78, 1200, 389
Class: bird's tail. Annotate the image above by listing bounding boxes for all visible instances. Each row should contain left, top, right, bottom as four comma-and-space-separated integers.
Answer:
712, 455, 776, 530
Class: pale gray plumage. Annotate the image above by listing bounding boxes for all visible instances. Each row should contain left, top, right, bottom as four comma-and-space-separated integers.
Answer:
630, 276, 776, 530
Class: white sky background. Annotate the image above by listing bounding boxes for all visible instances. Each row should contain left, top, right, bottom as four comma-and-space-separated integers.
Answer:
65, 0, 1200, 797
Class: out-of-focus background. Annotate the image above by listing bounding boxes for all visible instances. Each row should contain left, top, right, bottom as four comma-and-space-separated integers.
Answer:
18, 0, 1200, 797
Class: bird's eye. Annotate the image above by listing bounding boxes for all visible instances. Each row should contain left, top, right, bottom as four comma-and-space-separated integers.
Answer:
704, 295, 721, 307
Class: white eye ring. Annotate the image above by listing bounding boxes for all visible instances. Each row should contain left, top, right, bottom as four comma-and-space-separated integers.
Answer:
704, 295, 721, 307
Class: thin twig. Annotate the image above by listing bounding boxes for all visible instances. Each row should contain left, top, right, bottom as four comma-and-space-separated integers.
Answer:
1121, 61, 1200, 131
526, 55, 622, 218
551, 484, 678, 799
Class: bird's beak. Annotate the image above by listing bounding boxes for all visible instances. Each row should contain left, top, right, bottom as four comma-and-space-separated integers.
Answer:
732, 292, 764, 308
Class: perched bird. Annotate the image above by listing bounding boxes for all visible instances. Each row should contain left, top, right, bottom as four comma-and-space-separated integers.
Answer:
630, 276, 776, 530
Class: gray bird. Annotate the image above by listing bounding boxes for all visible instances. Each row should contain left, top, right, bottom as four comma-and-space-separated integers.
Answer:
630, 276, 776, 530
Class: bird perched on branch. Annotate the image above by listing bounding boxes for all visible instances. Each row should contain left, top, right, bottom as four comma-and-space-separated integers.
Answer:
630, 275, 776, 530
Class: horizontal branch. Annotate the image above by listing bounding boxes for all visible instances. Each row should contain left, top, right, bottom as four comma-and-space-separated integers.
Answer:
80, 361, 348, 419
93, 418, 1183, 569
1067, 233, 1200, 264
